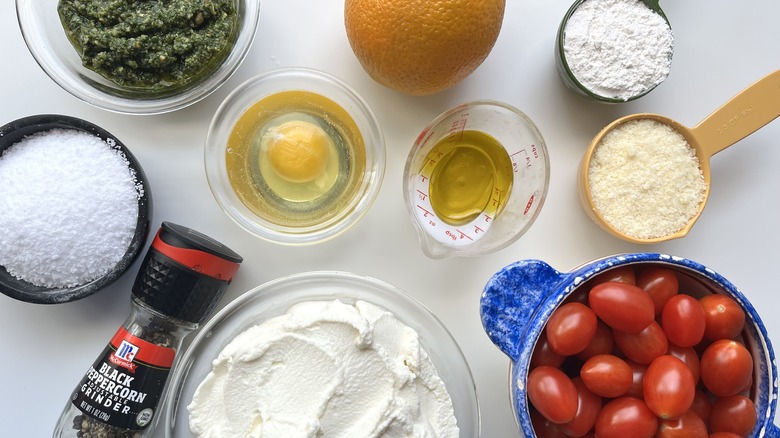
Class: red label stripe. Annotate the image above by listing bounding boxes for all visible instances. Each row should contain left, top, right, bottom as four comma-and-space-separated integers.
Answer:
110, 327, 175, 368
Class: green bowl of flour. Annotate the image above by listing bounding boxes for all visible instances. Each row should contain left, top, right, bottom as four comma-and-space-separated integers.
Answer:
555, 0, 674, 103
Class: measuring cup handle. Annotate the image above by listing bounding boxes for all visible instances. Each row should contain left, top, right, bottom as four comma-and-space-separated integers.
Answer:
480, 260, 564, 362
691, 69, 780, 157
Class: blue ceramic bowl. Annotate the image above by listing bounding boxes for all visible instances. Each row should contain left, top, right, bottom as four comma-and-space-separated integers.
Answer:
480, 253, 779, 437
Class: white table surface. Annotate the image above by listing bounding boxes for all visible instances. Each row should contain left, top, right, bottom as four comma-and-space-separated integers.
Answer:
2, 1, 779, 436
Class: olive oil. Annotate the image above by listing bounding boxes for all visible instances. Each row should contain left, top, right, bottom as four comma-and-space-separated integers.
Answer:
225, 90, 366, 227
426, 130, 513, 225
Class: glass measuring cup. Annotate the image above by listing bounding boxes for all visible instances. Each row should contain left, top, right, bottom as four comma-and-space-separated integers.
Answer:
403, 101, 550, 258
579, 68, 780, 243
555, 0, 673, 103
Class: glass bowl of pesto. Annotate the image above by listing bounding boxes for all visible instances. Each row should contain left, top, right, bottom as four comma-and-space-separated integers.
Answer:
16, 0, 261, 115
204, 67, 386, 245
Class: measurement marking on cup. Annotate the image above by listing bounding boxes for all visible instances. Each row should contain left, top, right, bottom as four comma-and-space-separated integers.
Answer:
416, 190, 428, 201
510, 147, 535, 171
524, 195, 536, 215
715, 106, 755, 134
417, 205, 434, 217
446, 229, 473, 241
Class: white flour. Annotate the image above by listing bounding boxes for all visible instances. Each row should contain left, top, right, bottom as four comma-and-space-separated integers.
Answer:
563, 0, 674, 100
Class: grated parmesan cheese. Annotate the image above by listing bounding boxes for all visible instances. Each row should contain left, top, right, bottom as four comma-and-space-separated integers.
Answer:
588, 119, 706, 240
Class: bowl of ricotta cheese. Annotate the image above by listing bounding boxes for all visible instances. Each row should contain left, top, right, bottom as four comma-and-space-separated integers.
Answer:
164, 271, 480, 437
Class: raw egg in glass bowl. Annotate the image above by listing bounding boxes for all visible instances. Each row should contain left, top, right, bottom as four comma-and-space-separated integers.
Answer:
204, 67, 385, 245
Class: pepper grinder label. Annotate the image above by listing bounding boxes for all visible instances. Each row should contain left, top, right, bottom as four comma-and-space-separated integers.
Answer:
70, 327, 174, 430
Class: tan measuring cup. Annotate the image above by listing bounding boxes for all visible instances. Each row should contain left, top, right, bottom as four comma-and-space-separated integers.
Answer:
579, 69, 780, 243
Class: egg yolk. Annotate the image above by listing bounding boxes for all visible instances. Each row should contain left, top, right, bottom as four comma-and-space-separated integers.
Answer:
263, 120, 330, 183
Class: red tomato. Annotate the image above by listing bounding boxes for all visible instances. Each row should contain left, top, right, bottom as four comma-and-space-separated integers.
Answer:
636, 266, 680, 316
576, 320, 614, 361
528, 366, 579, 424
708, 395, 757, 436
594, 397, 658, 438
580, 354, 632, 398
643, 355, 696, 419
591, 266, 636, 286
689, 391, 711, 423
613, 321, 669, 364
662, 294, 706, 347
656, 410, 708, 438
626, 361, 648, 399
708, 433, 744, 438
532, 331, 566, 368
700, 340, 753, 397
546, 302, 598, 356
559, 378, 602, 437
589, 282, 655, 334
530, 408, 570, 438
666, 344, 701, 384
700, 294, 746, 341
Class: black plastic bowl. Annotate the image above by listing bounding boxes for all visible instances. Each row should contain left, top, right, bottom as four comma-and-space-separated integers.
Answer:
0, 114, 152, 304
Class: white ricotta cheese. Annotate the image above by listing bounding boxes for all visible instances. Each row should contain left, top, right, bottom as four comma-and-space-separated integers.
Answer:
187, 300, 459, 438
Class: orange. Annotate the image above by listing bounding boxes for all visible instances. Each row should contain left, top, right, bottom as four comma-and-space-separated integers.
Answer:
344, 0, 506, 96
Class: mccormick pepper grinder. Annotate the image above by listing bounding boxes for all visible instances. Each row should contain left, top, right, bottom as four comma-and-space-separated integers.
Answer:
53, 222, 242, 438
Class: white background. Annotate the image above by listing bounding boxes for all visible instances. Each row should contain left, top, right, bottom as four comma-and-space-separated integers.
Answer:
1, 0, 779, 436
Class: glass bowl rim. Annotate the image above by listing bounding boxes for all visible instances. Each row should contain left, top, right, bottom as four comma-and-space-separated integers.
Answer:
15, 0, 262, 115
203, 66, 386, 246
163, 270, 481, 437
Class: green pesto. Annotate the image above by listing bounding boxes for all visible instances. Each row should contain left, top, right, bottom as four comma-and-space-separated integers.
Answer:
57, 0, 239, 91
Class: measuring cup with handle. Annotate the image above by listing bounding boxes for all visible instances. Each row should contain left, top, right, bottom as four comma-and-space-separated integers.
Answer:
480, 252, 780, 437
403, 100, 550, 258
579, 69, 780, 243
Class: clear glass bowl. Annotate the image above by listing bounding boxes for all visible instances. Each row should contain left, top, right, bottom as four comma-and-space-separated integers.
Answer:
204, 67, 385, 245
164, 271, 480, 437
16, 0, 261, 115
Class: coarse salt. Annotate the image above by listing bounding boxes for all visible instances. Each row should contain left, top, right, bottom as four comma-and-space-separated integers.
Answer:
563, 0, 674, 100
0, 128, 142, 288
588, 119, 707, 240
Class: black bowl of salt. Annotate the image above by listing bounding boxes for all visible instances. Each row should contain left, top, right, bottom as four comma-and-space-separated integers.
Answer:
0, 114, 151, 304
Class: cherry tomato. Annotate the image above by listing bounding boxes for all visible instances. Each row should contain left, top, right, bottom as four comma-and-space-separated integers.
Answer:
530, 407, 570, 438
689, 391, 711, 423
662, 294, 706, 347
708, 395, 757, 436
636, 266, 679, 316
708, 433, 744, 438
656, 410, 708, 438
576, 320, 614, 361
546, 302, 598, 356
700, 294, 745, 341
666, 344, 701, 384
591, 265, 636, 286
528, 365, 579, 424
559, 377, 602, 437
626, 361, 648, 399
532, 331, 566, 368
589, 282, 655, 334
643, 355, 696, 419
613, 321, 669, 364
594, 397, 658, 438
580, 354, 632, 398
700, 340, 753, 397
